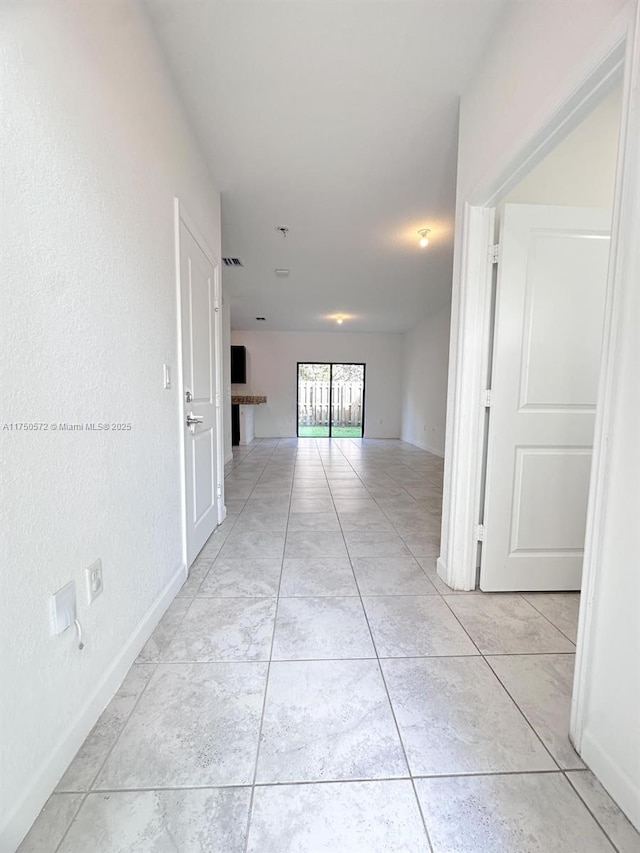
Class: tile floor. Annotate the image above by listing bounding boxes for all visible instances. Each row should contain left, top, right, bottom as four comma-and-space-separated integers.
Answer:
20, 439, 640, 852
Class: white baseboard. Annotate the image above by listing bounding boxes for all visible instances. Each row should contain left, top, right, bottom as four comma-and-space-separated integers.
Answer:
1, 562, 187, 853
580, 729, 640, 831
436, 555, 449, 586
400, 435, 445, 457
224, 451, 233, 464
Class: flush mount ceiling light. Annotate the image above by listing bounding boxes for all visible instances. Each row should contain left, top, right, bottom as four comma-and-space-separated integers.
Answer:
336, 315, 344, 325
417, 228, 431, 248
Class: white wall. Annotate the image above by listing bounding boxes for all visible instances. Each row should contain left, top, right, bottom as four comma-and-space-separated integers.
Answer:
230, 330, 403, 439
444, 0, 638, 828
0, 1, 221, 847
400, 305, 451, 456
455, 0, 629, 203
504, 84, 622, 208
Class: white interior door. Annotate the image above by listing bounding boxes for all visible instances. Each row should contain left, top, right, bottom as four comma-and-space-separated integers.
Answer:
179, 217, 220, 567
481, 204, 611, 591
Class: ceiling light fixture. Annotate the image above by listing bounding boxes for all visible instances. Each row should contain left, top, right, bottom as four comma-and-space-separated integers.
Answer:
336, 316, 344, 325
418, 228, 431, 248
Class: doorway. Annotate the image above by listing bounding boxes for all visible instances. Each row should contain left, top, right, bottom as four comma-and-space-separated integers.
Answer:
479, 82, 622, 592
297, 363, 365, 438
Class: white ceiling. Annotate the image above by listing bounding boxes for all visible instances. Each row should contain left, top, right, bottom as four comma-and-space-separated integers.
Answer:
143, 0, 508, 333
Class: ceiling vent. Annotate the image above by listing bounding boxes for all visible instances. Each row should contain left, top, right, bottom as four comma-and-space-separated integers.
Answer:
222, 257, 244, 267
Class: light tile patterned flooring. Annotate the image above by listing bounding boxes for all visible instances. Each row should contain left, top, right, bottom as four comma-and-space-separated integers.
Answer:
20, 439, 640, 852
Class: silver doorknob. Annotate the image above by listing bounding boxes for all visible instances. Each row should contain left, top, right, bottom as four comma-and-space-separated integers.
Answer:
186, 412, 204, 433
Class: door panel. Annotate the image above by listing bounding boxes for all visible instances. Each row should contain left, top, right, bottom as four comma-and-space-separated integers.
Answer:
179, 219, 219, 566
511, 447, 592, 552
480, 204, 611, 591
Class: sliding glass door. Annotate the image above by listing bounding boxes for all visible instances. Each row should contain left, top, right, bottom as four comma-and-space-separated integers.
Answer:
297, 363, 365, 438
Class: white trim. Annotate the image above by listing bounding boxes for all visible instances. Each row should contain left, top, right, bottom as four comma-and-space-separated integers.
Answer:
1, 562, 187, 853
572, 6, 639, 751
173, 200, 188, 570
580, 729, 640, 830
213, 261, 226, 524
174, 198, 226, 570
470, 7, 631, 207
438, 204, 495, 590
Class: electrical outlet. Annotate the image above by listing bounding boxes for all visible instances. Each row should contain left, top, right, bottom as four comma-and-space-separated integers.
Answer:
86, 558, 103, 604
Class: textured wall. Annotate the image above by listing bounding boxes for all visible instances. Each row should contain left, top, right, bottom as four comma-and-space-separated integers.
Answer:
401, 305, 451, 456
0, 0, 220, 844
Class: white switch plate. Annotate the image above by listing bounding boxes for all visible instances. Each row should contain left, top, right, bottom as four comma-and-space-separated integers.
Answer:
86, 558, 103, 604
50, 581, 76, 635
163, 363, 171, 389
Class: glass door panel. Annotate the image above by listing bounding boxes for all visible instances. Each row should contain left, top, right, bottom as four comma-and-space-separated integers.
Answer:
297, 363, 330, 437
331, 363, 365, 437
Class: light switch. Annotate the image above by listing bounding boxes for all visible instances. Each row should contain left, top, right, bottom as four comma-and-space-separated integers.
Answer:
50, 581, 76, 636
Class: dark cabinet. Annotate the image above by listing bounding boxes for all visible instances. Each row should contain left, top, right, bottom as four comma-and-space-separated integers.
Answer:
231, 346, 246, 384
231, 404, 240, 446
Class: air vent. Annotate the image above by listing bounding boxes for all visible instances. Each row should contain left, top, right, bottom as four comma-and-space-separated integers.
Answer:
256, 317, 266, 321
222, 257, 244, 267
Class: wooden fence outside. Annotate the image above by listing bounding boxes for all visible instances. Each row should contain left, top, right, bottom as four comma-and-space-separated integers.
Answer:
298, 381, 363, 427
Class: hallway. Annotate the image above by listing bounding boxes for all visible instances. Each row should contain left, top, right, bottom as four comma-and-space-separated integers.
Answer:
20, 440, 638, 852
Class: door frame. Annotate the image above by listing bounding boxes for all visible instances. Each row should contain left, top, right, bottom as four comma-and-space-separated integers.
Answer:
296, 362, 366, 438
174, 198, 226, 571
439, 3, 638, 751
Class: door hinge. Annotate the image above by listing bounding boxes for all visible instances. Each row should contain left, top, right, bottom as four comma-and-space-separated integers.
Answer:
217, 486, 222, 497
483, 389, 492, 407
475, 523, 485, 542
488, 244, 499, 264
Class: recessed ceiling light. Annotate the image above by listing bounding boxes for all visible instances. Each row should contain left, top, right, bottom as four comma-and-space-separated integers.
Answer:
275, 226, 289, 238
275, 269, 290, 277
417, 228, 431, 248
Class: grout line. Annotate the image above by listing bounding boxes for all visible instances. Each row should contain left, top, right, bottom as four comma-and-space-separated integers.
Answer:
53, 662, 160, 853
563, 770, 627, 853
436, 595, 566, 772
326, 450, 435, 853
242, 438, 294, 853
519, 594, 579, 646
84, 767, 574, 795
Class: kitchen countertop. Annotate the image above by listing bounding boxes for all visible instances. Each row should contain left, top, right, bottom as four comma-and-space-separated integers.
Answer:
231, 395, 267, 405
